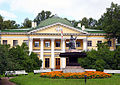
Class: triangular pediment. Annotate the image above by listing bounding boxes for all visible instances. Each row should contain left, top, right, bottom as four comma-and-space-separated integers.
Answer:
29, 23, 88, 34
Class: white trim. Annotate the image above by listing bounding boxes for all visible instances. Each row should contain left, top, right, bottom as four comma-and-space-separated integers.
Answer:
1, 36, 28, 38
28, 23, 88, 34
87, 37, 105, 39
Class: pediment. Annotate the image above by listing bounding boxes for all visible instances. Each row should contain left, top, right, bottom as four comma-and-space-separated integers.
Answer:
29, 23, 88, 34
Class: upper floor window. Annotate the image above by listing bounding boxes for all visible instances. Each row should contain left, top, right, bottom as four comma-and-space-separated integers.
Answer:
13, 40, 18, 46
108, 41, 112, 47
23, 40, 28, 46
87, 41, 92, 47
45, 41, 50, 47
76, 41, 81, 47
66, 42, 69, 47
3, 40, 7, 45
56, 41, 60, 47
34, 41, 39, 47
97, 41, 102, 44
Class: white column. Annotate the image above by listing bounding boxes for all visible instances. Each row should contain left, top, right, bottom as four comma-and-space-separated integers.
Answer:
83, 38, 87, 51
51, 39, 55, 69
40, 39, 44, 68
29, 38, 33, 55
61, 39, 66, 69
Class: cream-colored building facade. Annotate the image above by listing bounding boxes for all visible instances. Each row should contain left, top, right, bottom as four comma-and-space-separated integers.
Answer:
0, 17, 115, 69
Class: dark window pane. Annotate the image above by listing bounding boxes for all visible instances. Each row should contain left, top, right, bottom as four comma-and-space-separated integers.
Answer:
56, 41, 60, 47
76, 41, 81, 47
3, 40, 7, 45
87, 41, 92, 46
108, 41, 112, 47
97, 41, 102, 44
13, 40, 18, 46
45, 58, 49, 68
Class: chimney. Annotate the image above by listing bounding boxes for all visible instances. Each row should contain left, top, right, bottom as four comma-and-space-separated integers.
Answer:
32, 21, 37, 28
78, 23, 81, 27
82, 25, 85, 30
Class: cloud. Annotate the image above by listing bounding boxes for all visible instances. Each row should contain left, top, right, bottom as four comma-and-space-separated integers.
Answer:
3, 0, 120, 21
0, 10, 17, 19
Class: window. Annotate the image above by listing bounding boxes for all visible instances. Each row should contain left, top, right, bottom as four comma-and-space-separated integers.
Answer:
13, 40, 18, 46
87, 41, 92, 46
66, 42, 69, 47
45, 41, 50, 47
108, 41, 112, 47
23, 40, 28, 46
34, 41, 39, 47
97, 41, 102, 44
45, 58, 50, 68
3, 40, 7, 45
76, 41, 81, 47
56, 41, 60, 47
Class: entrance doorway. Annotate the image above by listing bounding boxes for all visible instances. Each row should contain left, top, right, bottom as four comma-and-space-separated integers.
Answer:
55, 58, 60, 69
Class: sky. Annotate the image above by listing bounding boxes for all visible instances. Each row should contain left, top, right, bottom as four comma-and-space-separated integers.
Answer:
0, 0, 120, 25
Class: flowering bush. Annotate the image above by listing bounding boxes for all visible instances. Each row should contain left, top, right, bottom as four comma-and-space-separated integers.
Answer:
40, 71, 111, 79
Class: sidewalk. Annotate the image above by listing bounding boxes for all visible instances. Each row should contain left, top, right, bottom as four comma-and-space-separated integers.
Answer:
0, 77, 16, 85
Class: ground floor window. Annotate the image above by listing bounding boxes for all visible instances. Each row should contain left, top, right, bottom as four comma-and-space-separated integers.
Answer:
76, 41, 81, 47
56, 41, 60, 47
23, 40, 29, 46
97, 41, 102, 44
3, 40, 7, 45
45, 58, 50, 68
108, 41, 112, 47
66, 42, 69, 47
34, 41, 39, 47
45, 41, 50, 47
13, 40, 18, 46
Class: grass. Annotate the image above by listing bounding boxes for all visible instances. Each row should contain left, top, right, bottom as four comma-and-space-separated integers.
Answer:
10, 73, 120, 85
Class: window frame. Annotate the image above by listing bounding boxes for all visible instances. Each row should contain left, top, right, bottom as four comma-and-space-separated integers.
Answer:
87, 41, 92, 47
34, 41, 40, 47
45, 41, 50, 47
56, 41, 60, 47
13, 40, 18, 46
76, 41, 81, 47
45, 58, 50, 68
3, 40, 7, 45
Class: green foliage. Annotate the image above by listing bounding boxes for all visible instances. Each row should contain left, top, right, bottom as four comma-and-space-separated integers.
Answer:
34, 10, 54, 25
0, 43, 42, 74
97, 2, 120, 39
0, 15, 20, 30
78, 43, 120, 71
21, 18, 32, 28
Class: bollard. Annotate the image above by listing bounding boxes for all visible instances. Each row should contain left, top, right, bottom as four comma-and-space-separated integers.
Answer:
84, 75, 87, 85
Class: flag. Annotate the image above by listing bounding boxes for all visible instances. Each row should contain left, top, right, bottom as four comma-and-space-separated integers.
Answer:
61, 28, 63, 39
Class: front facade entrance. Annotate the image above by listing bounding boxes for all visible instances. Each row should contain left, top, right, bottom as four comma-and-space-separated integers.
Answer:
55, 58, 60, 69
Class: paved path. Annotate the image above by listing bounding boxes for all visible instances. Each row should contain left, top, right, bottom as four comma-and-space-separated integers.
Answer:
0, 77, 16, 85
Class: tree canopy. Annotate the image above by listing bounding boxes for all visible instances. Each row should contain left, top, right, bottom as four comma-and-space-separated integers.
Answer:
34, 10, 54, 25
97, 2, 120, 39
21, 18, 32, 28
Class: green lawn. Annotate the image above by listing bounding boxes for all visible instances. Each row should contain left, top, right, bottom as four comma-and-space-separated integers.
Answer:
10, 73, 120, 85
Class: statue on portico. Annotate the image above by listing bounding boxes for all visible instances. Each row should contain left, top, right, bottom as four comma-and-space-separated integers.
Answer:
69, 35, 77, 49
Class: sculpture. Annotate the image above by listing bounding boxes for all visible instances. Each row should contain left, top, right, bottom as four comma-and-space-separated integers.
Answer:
69, 35, 77, 49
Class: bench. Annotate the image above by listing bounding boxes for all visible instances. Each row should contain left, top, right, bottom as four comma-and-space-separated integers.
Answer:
34, 69, 51, 74
15, 70, 28, 75
5, 70, 28, 76
85, 69, 96, 71
104, 69, 120, 74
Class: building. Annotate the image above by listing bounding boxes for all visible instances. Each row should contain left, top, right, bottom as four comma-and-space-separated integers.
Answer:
0, 17, 115, 69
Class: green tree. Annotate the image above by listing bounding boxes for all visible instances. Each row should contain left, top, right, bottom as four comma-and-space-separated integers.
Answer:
21, 18, 32, 28
34, 10, 54, 25
97, 2, 120, 48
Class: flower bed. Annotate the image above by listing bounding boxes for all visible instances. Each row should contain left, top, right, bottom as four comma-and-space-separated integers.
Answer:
40, 71, 111, 79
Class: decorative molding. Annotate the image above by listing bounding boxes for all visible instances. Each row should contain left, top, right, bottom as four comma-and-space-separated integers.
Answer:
1, 36, 28, 38
87, 37, 105, 39
28, 23, 88, 34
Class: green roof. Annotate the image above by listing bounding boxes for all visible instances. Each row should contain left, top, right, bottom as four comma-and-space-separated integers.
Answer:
1, 28, 32, 32
0, 17, 106, 34
37, 17, 73, 28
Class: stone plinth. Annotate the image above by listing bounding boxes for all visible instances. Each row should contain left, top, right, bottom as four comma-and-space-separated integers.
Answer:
63, 66, 85, 73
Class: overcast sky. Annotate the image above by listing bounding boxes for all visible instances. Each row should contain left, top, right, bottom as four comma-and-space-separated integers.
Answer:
0, 0, 120, 24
